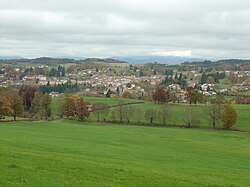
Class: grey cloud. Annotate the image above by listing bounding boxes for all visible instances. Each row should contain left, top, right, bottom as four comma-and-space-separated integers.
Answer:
0, 0, 250, 58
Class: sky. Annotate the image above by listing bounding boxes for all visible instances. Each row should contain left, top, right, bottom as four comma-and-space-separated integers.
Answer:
0, 0, 250, 59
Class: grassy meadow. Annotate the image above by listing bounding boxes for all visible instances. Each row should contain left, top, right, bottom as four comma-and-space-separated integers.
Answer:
51, 96, 250, 131
1, 121, 250, 186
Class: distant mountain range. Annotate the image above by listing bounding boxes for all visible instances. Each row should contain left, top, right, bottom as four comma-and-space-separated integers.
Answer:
1, 55, 249, 66
110, 56, 206, 64
0, 55, 205, 64
0, 56, 23, 60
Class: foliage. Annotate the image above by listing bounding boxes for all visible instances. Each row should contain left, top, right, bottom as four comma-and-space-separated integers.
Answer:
19, 85, 40, 110
152, 88, 166, 103
40, 83, 79, 94
76, 98, 91, 121
62, 95, 90, 121
200, 73, 208, 84
221, 105, 237, 129
186, 87, 202, 105
122, 91, 133, 99
0, 96, 13, 119
30, 93, 52, 119
48, 65, 66, 77
234, 95, 250, 104
8, 91, 24, 121
63, 95, 78, 118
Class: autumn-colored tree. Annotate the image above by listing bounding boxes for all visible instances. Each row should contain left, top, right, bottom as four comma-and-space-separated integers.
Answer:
19, 85, 39, 109
221, 105, 237, 129
41, 94, 52, 119
152, 88, 166, 103
76, 97, 91, 121
207, 76, 215, 84
8, 92, 24, 121
62, 95, 90, 120
63, 95, 78, 118
0, 96, 13, 119
30, 92, 45, 119
122, 91, 132, 99
186, 88, 202, 105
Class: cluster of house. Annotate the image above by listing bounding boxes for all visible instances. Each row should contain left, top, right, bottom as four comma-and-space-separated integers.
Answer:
0, 66, 249, 103
84, 74, 166, 97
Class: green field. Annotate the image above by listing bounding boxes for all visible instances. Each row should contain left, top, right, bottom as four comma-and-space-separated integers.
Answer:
51, 96, 144, 118
1, 121, 250, 186
51, 96, 250, 131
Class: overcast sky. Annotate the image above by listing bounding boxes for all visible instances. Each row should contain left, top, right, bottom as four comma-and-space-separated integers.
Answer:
1, 0, 250, 59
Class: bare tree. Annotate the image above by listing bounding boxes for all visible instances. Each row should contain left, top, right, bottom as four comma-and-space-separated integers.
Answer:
145, 109, 157, 124
110, 109, 118, 122
92, 103, 109, 122
184, 107, 200, 128
115, 100, 128, 123
100, 104, 109, 122
158, 104, 173, 125
205, 104, 221, 128
122, 105, 142, 123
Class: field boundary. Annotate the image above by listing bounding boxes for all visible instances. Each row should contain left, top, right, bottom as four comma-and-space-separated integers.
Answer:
91, 101, 145, 111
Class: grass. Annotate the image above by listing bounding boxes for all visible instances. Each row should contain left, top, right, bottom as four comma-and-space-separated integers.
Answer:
0, 121, 250, 186
51, 96, 143, 118
51, 96, 250, 131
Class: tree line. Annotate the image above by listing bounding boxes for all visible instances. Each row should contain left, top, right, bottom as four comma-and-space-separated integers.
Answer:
40, 83, 79, 94
90, 96, 237, 130
0, 87, 238, 130
0, 85, 52, 120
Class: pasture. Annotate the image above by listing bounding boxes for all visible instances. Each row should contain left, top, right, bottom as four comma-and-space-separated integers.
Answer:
0, 121, 250, 186
51, 96, 250, 131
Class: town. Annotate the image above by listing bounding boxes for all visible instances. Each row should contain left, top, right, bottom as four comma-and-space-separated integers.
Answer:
0, 58, 249, 104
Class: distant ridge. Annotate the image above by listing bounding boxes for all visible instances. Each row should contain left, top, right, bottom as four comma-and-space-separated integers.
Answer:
0, 56, 23, 60
0, 57, 129, 65
110, 56, 206, 64
83, 58, 128, 64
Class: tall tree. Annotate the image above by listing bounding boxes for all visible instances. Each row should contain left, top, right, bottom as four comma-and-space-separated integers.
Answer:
63, 95, 78, 118
221, 105, 237, 129
200, 73, 208, 84
152, 88, 166, 103
41, 94, 52, 119
187, 88, 202, 105
158, 104, 172, 125
30, 92, 44, 119
19, 85, 39, 110
0, 96, 13, 119
76, 97, 91, 121
205, 104, 221, 128
184, 107, 200, 128
8, 92, 24, 121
